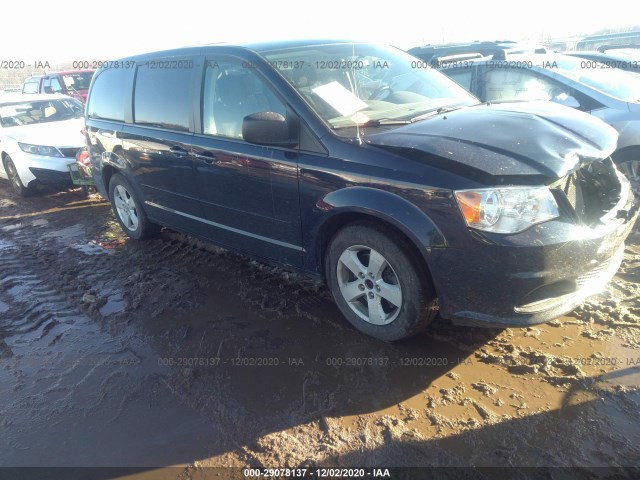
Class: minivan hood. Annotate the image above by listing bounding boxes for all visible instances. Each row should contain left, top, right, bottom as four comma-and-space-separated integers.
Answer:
2, 118, 85, 147
365, 101, 619, 179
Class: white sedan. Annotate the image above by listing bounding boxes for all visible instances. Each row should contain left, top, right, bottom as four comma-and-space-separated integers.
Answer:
0, 93, 85, 196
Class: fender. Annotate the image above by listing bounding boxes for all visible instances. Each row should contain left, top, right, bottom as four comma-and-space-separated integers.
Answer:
90, 146, 129, 199
306, 186, 447, 274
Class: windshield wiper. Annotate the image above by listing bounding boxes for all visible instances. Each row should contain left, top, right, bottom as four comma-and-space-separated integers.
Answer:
409, 105, 463, 123
361, 118, 412, 126
333, 118, 411, 129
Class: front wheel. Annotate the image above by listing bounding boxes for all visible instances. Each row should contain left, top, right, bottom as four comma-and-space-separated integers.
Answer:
325, 223, 438, 341
108, 173, 159, 240
4, 156, 33, 197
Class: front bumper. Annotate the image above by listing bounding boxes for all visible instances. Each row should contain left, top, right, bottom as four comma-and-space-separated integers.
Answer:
431, 180, 639, 327
13, 152, 77, 187
29, 167, 73, 186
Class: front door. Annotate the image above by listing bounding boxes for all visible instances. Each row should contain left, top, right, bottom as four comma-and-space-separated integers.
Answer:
189, 57, 302, 265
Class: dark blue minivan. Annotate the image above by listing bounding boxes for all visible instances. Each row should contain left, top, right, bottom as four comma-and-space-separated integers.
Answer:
85, 40, 638, 340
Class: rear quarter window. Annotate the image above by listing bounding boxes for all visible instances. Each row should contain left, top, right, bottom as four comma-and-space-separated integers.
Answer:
87, 67, 130, 121
133, 60, 193, 131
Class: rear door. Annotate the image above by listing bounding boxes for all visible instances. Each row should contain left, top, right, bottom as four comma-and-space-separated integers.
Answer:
122, 56, 207, 237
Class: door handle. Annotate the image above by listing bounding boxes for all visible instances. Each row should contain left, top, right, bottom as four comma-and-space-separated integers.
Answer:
193, 151, 217, 164
170, 145, 188, 156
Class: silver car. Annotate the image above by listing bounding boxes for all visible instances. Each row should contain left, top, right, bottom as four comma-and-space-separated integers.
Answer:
439, 53, 640, 189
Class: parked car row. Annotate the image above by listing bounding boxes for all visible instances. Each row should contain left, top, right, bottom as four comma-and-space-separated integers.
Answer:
21, 70, 95, 103
0, 94, 85, 195
0, 70, 96, 195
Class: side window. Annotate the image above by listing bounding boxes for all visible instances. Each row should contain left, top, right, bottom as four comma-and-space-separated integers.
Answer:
50, 77, 63, 93
482, 67, 569, 102
445, 68, 473, 91
202, 60, 286, 139
42, 77, 52, 93
22, 80, 38, 94
134, 60, 192, 132
87, 67, 129, 121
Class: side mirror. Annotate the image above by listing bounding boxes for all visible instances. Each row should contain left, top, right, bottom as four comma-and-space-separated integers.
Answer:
242, 112, 296, 147
552, 93, 580, 108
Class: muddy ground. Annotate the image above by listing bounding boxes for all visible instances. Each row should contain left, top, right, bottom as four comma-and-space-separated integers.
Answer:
0, 180, 639, 477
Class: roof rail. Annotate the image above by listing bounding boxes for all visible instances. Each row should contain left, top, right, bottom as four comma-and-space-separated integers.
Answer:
598, 44, 640, 53
432, 53, 484, 63
491, 47, 548, 60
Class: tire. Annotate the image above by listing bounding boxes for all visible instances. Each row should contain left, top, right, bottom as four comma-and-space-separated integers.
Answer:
108, 173, 159, 240
325, 223, 438, 341
3, 156, 33, 197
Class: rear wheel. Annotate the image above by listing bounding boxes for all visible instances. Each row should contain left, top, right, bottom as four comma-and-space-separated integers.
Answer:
108, 173, 159, 240
4, 156, 33, 197
325, 223, 438, 341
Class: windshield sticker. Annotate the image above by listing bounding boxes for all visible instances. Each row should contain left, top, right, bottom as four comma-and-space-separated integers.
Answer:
312, 81, 368, 117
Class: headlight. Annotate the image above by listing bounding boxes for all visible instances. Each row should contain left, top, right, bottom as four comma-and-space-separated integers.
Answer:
18, 143, 63, 157
454, 187, 559, 234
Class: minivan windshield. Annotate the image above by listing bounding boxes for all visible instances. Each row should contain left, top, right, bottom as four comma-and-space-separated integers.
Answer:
261, 43, 478, 128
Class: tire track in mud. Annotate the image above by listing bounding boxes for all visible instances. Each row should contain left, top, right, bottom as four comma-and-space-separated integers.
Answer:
1, 213, 201, 324
0, 182, 337, 332
0, 238, 120, 457
0, 240, 71, 339
0, 234, 222, 466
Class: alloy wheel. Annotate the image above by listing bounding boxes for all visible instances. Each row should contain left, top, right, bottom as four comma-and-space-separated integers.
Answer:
113, 184, 139, 232
336, 245, 402, 325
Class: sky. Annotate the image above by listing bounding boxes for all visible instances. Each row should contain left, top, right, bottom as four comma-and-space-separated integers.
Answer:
3, 0, 637, 63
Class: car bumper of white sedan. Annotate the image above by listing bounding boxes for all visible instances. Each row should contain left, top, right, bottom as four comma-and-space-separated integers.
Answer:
15, 153, 76, 186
